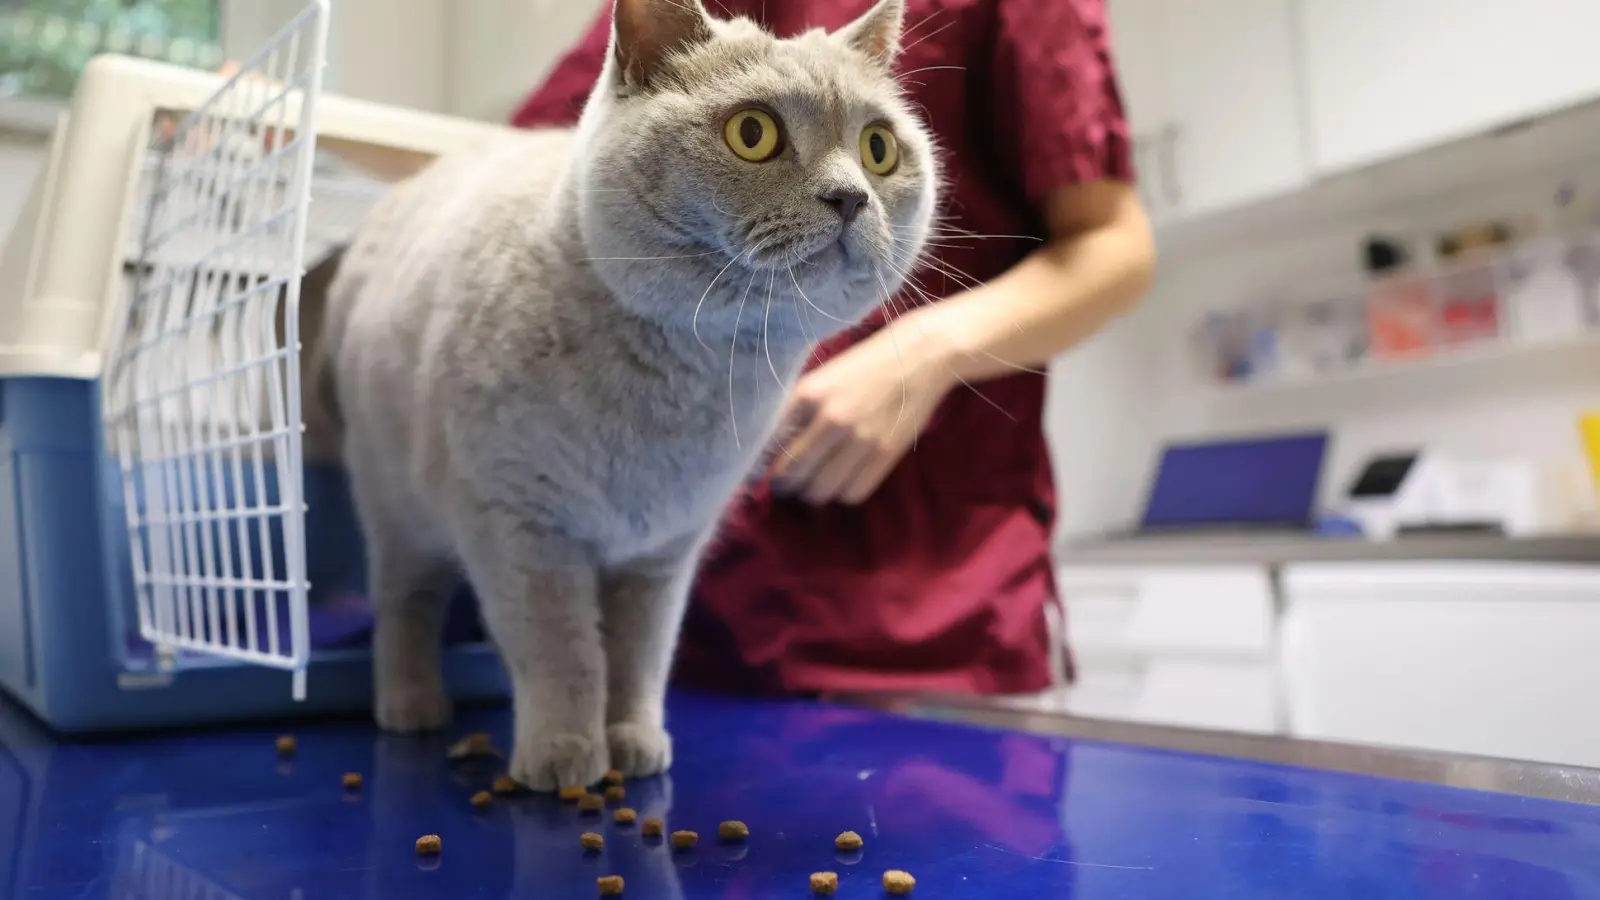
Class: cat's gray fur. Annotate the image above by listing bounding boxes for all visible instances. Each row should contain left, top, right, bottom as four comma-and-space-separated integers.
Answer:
317, 0, 936, 789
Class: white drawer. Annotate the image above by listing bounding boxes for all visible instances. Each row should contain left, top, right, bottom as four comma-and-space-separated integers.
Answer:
1282, 561, 1600, 768
1056, 564, 1277, 659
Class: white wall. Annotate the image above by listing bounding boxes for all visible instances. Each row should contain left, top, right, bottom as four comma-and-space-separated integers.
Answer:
444, 0, 604, 122
1048, 152, 1600, 540
223, 0, 601, 119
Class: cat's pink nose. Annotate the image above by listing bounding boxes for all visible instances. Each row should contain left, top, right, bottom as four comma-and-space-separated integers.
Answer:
818, 187, 868, 224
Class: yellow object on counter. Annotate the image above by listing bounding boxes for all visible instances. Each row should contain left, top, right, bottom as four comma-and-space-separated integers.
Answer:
1579, 413, 1600, 496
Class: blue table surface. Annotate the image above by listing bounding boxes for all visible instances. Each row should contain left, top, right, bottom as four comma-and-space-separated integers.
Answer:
4, 691, 1599, 899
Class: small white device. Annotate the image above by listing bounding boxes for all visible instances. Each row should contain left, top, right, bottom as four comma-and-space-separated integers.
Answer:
1344, 451, 1540, 538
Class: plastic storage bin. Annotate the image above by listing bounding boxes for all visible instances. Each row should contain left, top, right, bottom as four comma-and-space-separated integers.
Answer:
0, 3, 521, 732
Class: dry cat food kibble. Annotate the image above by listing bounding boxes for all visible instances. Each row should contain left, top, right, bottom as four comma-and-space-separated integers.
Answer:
835, 831, 864, 851
603, 769, 625, 786
597, 875, 625, 896
809, 872, 839, 896
415, 834, 442, 856
604, 785, 627, 802
670, 830, 699, 849
613, 807, 638, 825
559, 785, 589, 802
578, 793, 606, 813
640, 817, 665, 837
341, 772, 363, 790
882, 870, 916, 894
447, 732, 501, 761
492, 775, 521, 796
274, 735, 297, 758
718, 820, 750, 842
470, 791, 493, 811
580, 832, 605, 851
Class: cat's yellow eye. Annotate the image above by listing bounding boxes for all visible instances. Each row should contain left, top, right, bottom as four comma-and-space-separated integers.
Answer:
724, 108, 783, 162
860, 124, 899, 175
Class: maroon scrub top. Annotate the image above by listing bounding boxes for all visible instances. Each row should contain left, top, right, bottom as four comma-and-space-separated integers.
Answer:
514, 0, 1134, 696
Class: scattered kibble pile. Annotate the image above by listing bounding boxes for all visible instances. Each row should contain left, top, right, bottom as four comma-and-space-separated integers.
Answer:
883, 870, 916, 894
308, 741, 929, 893
809, 871, 839, 896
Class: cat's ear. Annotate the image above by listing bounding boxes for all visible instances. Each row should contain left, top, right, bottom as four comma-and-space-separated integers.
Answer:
611, 0, 714, 90
835, 0, 905, 69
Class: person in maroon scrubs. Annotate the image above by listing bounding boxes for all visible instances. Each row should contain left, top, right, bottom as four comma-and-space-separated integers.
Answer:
514, 0, 1155, 698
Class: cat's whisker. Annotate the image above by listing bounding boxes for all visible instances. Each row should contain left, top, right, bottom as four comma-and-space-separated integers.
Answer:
786, 266, 852, 325
692, 249, 748, 351
872, 270, 912, 444
898, 65, 965, 79
583, 249, 724, 261
883, 247, 1046, 382
891, 226, 1043, 243
783, 256, 823, 371
761, 268, 783, 389
898, 18, 955, 58
728, 268, 759, 450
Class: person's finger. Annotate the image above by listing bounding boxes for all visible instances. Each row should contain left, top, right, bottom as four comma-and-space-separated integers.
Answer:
838, 447, 901, 506
769, 411, 841, 484
800, 437, 876, 505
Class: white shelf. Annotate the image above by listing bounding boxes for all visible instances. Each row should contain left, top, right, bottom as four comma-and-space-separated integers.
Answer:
1208, 330, 1600, 398
0, 96, 65, 136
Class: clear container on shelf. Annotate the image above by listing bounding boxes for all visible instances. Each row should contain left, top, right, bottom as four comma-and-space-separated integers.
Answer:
1433, 257, 1503, 348
1366, 274, 1435, 361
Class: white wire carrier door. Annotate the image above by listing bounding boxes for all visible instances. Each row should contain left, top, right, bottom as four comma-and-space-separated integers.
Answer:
102, 3, 329, 700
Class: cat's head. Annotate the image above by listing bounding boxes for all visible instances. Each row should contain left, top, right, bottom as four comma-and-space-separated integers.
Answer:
574, 0, 938, 343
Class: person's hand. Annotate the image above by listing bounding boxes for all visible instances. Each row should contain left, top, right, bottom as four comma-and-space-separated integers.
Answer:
768, 323, 954, 505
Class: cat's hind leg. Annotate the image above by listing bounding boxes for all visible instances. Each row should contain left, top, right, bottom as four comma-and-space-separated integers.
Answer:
347, 449, 458, 733
368, 531, 458, 733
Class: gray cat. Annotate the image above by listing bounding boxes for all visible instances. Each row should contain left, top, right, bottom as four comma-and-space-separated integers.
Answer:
317, 0, 937, 789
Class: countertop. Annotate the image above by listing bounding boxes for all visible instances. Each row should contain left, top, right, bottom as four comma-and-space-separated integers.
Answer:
1057, 532, 1600, 566
5, 689, 1600, 898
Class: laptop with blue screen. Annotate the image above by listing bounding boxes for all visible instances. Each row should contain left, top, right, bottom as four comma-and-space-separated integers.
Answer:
1125, 431, 1329, 536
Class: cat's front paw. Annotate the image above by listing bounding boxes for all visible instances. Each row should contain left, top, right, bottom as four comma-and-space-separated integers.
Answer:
607, 721, 673, 779
374, 678, 453, 733
510, 732, 609, 791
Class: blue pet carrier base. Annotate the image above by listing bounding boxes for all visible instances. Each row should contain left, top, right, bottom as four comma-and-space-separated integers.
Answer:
0, 378, 510, 733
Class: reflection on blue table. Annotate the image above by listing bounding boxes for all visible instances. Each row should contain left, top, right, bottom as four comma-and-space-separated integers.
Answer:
2, 691, 1598, 898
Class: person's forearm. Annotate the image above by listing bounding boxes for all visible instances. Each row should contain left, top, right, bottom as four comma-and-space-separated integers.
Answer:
892, 203, 1156, 387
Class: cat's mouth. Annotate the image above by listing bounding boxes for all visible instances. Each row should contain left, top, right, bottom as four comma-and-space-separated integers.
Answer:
741, 229, 850, 272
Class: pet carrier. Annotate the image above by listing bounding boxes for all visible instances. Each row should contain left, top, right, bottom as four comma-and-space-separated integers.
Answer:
0, 1, 521, 731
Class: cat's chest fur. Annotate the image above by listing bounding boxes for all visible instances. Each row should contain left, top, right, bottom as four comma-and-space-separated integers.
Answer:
435, 239, 798, 565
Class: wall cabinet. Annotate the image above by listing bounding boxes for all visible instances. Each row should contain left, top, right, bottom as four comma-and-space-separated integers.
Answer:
1297, 0, 1600, 175
1107, 0, 1310, 224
